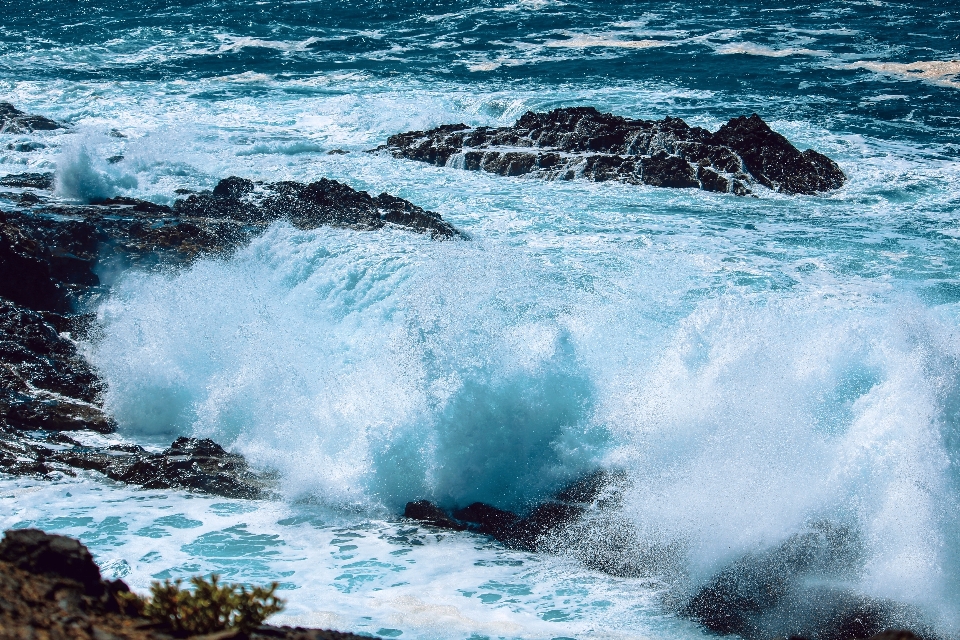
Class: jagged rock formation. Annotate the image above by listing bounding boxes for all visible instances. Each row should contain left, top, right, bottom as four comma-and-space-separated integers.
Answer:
383, 107, 846, 196
0, 102, 63, 134
0, 172, 461, 492
0, 529, 372, 640
1, 434, 268, 498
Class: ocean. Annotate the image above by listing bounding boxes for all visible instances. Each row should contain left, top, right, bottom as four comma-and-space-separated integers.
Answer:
1, 0, 959, 638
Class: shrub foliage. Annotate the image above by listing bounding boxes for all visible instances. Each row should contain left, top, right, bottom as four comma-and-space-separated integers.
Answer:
128, 574, 284, 635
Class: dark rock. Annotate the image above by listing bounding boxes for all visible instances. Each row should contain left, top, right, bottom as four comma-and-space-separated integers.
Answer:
0, 213, 68, 311
2, 432, 269, 498
0, 529, 104, 595
641, 151, 699, 188
712, 114, 846, 194
452, 502, 519, 536
680, 522, 930, 640
212, 175, 256, 199
175, 176, 462, 238
0, 298, 112, 433
404, 500, 467, 530
7, 141, 46, 152
0, 172, 55, 189
405, 469, 627, 552
0, 103, 63, 134
106, 155, 124, 164
384, 107, 845, 196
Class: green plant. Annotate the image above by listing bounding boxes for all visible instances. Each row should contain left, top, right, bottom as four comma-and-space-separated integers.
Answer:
139, 574, 284, 636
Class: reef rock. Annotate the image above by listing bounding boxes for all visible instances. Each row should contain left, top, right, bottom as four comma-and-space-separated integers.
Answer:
383, 107, 845, 195
173, 176, 462, 239
0, 103, 63, 134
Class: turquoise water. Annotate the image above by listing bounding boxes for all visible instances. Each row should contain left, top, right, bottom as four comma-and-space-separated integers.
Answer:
1, 1, 959, 638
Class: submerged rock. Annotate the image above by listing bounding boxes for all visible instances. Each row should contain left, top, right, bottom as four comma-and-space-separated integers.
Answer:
0, 103, 63, 134
383, 107, 845, 195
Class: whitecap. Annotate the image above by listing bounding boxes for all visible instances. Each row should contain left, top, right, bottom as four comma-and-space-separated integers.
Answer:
716, 42, 832, 57
546, 35, 673, 49
847, 59, 960, 89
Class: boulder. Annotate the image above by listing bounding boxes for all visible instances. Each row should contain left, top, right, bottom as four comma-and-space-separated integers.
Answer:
0, 103, 63, 134
0, 529, 104, 595
680, 522, 932, 640
383, 107, 845, 196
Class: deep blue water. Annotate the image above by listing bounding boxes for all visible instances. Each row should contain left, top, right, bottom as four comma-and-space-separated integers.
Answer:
1, 1, 960, 639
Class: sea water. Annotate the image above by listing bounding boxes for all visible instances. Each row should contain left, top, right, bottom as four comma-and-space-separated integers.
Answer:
1, 0, 959, 638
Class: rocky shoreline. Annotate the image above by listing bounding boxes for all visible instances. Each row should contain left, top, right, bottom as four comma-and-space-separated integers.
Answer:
381, 107, 846, 196
0, 528, 372, 639
0, 129, 462, 495
0, 104, 931, 640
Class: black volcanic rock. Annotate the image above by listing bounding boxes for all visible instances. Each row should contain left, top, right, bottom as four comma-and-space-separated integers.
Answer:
175, 176, 462, 238
2, 432, 269, 498
0, 529, 104, 596
681, 523, 931, 640
404, 469, 627, 552
0, 103, 63, 134
0, 172, 55, 189
383, 107, 845, 196
404, 500, 467, 530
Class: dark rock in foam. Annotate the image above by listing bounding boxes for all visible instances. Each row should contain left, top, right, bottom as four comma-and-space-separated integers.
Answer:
0, 103, 63, 134
383, 107, 845, 196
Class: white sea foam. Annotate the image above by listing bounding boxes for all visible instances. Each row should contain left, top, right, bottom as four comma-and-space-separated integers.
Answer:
546, 35, 673, 49
716, 42, 831, 57
847, 60, 960, 89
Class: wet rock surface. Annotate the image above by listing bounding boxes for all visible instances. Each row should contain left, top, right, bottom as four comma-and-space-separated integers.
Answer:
403, 469, 626, 552
0, 102, 63, 134
0, 434, 268, 498
680, 523, 935, 640
0, 529, 373, 640
1, 171, 459, 491
384, 107, 845, 195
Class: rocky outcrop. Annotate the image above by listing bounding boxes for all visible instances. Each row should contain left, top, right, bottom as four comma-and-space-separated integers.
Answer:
0, 103, 63, 134
1, 434, 268, 499
0, 172, 461, 491
680, 523, 934, 640
172, 176, 461, 239
403, 469, 627, 552
0, 529, 373, 640
383, 107, 845, 196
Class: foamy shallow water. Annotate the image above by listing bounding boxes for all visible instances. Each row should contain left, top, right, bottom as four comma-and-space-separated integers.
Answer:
2, 0, 960, 638
0, 475, 695, 640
